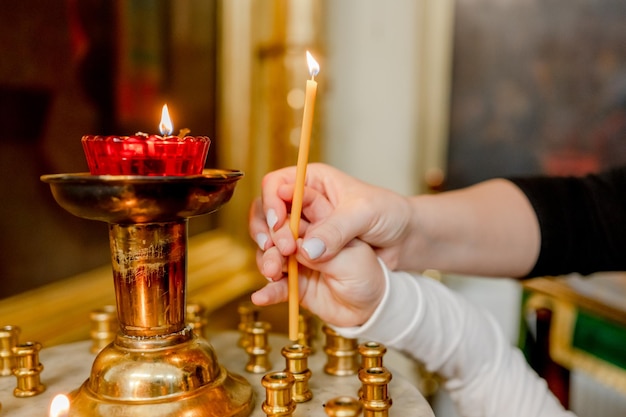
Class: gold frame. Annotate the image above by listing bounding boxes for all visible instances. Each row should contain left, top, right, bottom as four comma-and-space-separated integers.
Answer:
525, 279, 626, 396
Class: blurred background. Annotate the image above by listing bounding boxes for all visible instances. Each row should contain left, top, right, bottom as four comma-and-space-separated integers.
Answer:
1, 1, 625, 416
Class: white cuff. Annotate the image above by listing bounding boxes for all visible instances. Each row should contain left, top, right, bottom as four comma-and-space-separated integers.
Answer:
331, 258, 423, 346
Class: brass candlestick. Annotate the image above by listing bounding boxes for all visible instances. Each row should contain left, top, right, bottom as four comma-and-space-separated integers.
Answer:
41, 170, 253, 417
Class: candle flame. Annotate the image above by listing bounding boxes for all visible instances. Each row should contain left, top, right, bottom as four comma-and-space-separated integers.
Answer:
306, 51, 320, 79
49, 394, 70, 417
159, 104, 173, 136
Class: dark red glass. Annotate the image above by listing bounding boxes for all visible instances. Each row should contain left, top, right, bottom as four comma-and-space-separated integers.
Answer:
81, 134, 210, 176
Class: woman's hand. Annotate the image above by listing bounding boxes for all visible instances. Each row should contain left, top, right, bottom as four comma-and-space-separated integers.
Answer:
249, 176, 386, 327
249, 163, 414, 282
251, 238, 385, 328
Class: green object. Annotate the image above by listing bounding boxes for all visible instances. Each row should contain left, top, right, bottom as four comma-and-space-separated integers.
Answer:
573, 311, 626, 370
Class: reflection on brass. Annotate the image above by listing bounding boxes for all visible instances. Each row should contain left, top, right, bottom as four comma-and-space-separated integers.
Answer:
89, 305, 117, 354
12, 342, 45, 397
41, 170, 242, 224
70, 329, 253, 416
281, 344, 313, 403
358, 341, 387, 370
324, 396, 362, 417
358, 367, 392, 417
261, 371, 296, 417
323, 325, 359, 376
237, 301, 260, 348
41, 171, 253, 416
109, 221, 188, 337
245, 321, 272, 374
0, 325, 20, 376
187, 302, 208, 338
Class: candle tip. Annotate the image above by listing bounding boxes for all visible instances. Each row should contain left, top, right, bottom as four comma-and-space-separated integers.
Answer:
306, 51, 320, 78
159, 104, 173, 136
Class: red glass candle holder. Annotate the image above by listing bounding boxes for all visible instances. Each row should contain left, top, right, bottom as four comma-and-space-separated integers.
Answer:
81, 134, 211, 176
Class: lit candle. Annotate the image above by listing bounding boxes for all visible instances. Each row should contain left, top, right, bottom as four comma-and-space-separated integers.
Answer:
288, 51, 320, 341
49, 394, 70, 417
81, 104, 210, 176
159, 103, 174, 136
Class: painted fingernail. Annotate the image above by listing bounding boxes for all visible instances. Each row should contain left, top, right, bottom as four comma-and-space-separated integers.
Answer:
256, 233, 269, 250
266, 208, 278, 230
302, 237, 326, 260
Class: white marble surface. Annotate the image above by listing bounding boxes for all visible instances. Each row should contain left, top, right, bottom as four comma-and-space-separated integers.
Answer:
0, 331, 434, 416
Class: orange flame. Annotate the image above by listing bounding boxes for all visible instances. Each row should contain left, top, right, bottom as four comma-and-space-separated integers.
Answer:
159, 104, 173, 136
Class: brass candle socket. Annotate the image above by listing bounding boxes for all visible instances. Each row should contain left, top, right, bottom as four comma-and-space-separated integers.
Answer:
245, 321, 272, 374
322, 325, 359, 376
261, 371, 296, 417
358, 341, 387, 370
324, 396, 362, 417
281, 343, 313, 403
238, 301, 260, 348
296, 310, 316, 352
12, 341, 45, 397
187, 302, 208, 338
89, 306, 117, 354
41, 170, 253, 417
358, 367, 392, 417
0, 325, 20, 376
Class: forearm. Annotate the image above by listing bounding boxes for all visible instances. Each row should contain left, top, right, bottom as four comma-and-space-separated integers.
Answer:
400, 179, 541, 277
336, 264, 575, 417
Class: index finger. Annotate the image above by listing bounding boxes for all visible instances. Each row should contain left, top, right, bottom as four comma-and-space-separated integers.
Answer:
261, 166, 298, 231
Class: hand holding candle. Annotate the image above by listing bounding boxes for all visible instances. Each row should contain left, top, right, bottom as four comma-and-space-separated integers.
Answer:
288, 51, 320, 341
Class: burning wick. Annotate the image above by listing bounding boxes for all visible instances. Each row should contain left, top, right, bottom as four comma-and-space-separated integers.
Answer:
49, 394, 70, 417
159, 104, 173, 136
287, 50, 319, 341
306, 50, 320, 80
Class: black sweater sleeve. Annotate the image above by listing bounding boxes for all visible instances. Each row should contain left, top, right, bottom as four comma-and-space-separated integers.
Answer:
508, 166, 626, 278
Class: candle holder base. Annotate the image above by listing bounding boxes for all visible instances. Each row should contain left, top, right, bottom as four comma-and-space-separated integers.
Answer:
68, 328, 253, 417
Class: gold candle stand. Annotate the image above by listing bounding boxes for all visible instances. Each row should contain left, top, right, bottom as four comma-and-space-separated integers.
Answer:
41, 170, 253, 417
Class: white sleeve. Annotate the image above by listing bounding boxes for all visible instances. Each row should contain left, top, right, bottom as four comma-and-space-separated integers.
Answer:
335, 259, 576, 417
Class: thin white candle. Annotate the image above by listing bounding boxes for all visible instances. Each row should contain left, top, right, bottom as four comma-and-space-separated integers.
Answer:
288, 51, 319, 341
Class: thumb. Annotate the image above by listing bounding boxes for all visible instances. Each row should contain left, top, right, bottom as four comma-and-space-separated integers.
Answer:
300, 205, 371, 261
